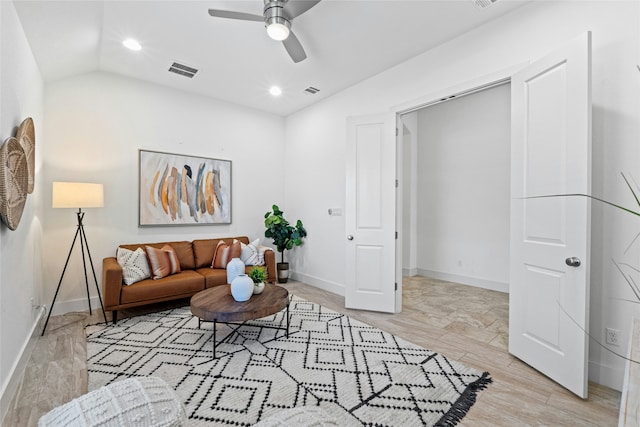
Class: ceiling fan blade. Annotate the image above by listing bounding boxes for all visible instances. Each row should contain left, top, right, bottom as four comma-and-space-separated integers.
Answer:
282, 0, 321, 19
282, 30, 307, 63
207, 9, 264, 22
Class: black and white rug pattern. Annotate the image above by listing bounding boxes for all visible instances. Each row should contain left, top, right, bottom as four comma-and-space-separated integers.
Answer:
86, 296, 491, 426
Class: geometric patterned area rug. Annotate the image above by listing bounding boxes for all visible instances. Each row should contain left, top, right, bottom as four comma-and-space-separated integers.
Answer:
86, 296, 491, 426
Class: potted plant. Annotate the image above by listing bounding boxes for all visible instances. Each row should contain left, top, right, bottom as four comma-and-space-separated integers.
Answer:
264, 204, 307, 283
248, 266, 267, 294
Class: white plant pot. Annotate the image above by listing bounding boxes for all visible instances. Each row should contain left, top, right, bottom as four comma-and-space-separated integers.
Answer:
230, 274, 253, 302
253, 282, 265, 295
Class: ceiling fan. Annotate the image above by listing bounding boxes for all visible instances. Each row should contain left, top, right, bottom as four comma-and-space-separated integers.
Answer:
208, 0, 321, 63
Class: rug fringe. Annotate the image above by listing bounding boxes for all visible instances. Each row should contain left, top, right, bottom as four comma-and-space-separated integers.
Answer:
435, 372, 493, 427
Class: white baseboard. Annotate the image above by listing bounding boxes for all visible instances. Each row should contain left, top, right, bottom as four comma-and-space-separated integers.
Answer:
402, 267, 418, 277
0, 306, 46, 425
290, 271, 345, 297
416, 268, 509, 293
49, 295, 103, 316
589, 360, 624, 391
290, 269, 506, 297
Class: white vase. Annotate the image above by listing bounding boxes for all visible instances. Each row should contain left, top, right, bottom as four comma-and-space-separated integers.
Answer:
253, 282, 265, 295
226, 257, 245, 285
231, 274, 253, 302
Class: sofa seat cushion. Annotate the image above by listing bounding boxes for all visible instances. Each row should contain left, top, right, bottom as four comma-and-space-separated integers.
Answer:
196, 267, 229, 288
120, 241, 195, 270
121, 270, 204, 304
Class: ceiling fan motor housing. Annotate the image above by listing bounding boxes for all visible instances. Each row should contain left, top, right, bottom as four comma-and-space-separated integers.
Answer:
264, 0, 291, 28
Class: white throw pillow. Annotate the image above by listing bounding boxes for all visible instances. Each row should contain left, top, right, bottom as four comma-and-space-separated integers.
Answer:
116, 247, 151, 285
240, 238, 261, 266
257, 245, 273, 266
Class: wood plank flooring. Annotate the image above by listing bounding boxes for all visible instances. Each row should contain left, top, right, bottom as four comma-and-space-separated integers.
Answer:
2, 276, 620, 426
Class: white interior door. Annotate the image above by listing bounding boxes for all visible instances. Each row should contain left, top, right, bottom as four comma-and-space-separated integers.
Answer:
509, 32, 592, 398
345, 113, 397, 313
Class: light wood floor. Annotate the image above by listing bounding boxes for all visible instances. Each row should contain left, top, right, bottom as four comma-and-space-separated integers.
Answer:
2, 276, 620, 426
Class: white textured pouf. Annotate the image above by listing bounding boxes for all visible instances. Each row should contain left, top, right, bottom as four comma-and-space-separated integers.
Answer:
38, 377, 186, 427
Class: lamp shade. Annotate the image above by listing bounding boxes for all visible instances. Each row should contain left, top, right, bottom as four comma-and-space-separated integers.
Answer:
52, 182, 104, 209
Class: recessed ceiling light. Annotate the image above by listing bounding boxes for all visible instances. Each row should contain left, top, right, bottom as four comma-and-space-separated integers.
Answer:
123, 38, 142, 51
269, 86, 282, 97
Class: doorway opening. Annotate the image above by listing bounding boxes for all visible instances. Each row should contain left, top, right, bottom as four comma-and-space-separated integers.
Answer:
399, 82, 511, 292
395, 81, 512, 345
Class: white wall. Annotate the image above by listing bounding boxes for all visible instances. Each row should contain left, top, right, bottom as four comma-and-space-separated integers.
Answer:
415, 84, 510, 292
0, 0, 45, 419
285, 1, 640, 390
43, 72, 285, 313
401, 112, 418, 277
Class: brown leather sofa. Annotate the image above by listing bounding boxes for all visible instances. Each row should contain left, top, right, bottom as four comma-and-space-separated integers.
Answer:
102, 236, 276, 323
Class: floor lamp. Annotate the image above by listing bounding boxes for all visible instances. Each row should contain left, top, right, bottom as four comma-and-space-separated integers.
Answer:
42, 182, 108, 335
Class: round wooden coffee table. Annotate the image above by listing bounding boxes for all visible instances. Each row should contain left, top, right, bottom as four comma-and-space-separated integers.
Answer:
190, 284, 290, 358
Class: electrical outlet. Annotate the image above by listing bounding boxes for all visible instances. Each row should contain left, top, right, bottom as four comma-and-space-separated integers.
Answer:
606, 328, 620, 346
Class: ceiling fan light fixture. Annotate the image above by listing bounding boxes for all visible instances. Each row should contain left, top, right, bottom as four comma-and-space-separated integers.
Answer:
265, 17, 290, 41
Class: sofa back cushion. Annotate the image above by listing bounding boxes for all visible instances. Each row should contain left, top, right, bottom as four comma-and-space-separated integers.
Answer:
120, 241, 195, 271
193, 236, 250, 269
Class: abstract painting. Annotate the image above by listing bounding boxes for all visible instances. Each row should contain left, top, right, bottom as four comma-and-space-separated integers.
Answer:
139, 150, 231, 226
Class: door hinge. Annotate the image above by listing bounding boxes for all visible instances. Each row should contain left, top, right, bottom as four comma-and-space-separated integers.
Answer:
395, 179, 399, 188
395, 231, 398, 239
395, 282, 398, 291
396, 127, 399, 136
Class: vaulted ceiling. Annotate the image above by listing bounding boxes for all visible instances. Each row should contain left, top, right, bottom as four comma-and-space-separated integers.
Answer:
13, 0, 531, 116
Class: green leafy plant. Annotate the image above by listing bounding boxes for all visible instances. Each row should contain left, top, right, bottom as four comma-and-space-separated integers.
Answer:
529, 172, 640, 218
248, 266, 267, 284
264, 204, 307, 263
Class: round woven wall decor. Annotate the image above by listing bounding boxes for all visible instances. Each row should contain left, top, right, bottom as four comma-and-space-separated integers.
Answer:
0, 137, 28, 230
16, 117, 35, 194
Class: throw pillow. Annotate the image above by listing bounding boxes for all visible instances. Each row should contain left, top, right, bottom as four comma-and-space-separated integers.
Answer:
146, 245, 181, 279
230, 239, 242, 259
240, 238, 261, 266
211, 240, 241, 269
257, 245, 273, 266
116, 247, 151, 285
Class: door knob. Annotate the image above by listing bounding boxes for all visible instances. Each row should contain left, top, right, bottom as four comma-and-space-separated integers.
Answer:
565, 257, 581, 267
347, 235, 354, 240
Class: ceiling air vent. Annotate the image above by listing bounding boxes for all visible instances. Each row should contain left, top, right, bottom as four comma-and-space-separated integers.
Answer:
168, 62, 198, 78
304, 86, 320, 95
473, 0, 498, 8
